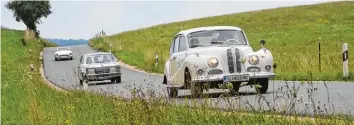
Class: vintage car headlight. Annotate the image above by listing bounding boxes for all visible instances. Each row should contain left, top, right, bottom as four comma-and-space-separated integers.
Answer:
208, 57, 219, 68
248, 55, 259, 65
87, 68, 95, 74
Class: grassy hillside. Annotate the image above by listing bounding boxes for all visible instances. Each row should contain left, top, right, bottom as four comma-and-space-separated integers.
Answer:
3, 28, 353, 124
90, 1, 354, 81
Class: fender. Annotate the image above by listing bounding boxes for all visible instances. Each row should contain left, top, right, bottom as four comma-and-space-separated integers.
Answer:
244, 48, 274, 72
163, 60, 170, 84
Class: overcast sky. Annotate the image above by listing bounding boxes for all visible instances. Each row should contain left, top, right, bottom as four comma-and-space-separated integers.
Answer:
1, 0, 330, 40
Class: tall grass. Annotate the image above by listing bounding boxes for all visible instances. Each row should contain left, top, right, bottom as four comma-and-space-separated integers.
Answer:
90, 1, 354, 81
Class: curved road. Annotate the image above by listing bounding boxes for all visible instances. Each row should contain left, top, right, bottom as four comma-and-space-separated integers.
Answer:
43, 45, 354, 116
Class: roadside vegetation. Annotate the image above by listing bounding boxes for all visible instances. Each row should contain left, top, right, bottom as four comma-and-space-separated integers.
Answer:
3, 28, 353, 124
90, 1, 354, 81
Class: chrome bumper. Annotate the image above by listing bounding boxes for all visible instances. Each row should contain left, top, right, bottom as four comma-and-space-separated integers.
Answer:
86, 72, 121, 81
192, 72, 275, 82
56, 55, 72, 59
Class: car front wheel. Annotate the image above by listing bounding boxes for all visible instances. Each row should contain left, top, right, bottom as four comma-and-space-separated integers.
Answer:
116, 76, 121, 83
79, 79, 83, 85
185, 70, 203, 98
255, 78, 269, 94
168, 87, 178, 98
232, 82, 241, 94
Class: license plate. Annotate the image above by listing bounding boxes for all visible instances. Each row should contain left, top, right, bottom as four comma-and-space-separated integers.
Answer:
223, 75, 249, 82
98, 76, 104, 79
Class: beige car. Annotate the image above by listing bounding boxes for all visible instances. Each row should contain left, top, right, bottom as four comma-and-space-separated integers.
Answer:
163, 26, 275, 98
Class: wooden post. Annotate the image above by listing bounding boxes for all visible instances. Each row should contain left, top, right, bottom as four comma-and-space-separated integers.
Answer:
318, 38, 321, 72
155, 52, 158, 67
343, 43, 349, 77
119, 40, 122, 50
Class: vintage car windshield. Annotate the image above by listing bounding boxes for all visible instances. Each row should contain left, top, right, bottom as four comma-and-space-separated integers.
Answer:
85, 54, 115, 64
187, 30, 247, 48
57, 47, 70, 51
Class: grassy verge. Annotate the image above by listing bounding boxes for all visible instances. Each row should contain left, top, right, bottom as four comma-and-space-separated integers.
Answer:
90, 1, 354, 81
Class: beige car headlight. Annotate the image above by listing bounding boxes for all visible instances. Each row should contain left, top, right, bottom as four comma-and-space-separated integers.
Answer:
248, 55, 259, 65
208, 57, 219, 68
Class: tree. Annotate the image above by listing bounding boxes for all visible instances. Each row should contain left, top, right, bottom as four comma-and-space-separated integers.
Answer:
5, 1, 52, 39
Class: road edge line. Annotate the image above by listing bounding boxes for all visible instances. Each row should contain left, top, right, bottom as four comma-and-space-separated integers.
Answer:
39, 51, 69, 94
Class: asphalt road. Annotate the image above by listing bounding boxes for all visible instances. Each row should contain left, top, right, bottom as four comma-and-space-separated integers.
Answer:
43, 45, 354, 116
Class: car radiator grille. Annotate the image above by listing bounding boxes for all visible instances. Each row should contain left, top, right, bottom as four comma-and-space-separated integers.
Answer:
95, 67, 110, 74
235, 48, 241, 73
227, 49, 234, 73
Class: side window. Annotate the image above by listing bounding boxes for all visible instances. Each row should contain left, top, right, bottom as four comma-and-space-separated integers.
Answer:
86, 57, 93, 64
173, 36, 180, 53
178, 36, 187, 52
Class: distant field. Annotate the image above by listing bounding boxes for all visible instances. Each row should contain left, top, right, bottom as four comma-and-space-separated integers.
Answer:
90, 1, 354, 81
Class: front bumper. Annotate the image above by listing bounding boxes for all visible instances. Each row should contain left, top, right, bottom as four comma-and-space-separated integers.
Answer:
192, 72, 275, 82
86, 72, 121, 81
56, 55, 72, 59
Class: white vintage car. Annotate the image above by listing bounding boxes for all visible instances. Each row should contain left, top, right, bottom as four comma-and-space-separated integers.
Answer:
77, 52, 121, 85
54, 47, 73, 61
163, 26, 275, 97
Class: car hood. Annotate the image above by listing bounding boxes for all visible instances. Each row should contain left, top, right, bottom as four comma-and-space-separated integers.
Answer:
55, 50, 72, 55
84, 62, 120, 68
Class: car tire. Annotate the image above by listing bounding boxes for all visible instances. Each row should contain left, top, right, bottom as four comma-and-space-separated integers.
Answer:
168, 87, 178, 98
256, 78, 269, 94
232, 82, 241, 93
55, 58, 58, 61
70, 57, 73, 60
79, 79, 83, 85
116, 76, 121, 83
185, 70, 202, 98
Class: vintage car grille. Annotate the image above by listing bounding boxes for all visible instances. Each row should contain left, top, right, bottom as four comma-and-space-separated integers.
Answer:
235, 48, 241, 73
227, 49, 234, 73
94, 67, 110, 74
208, 69, 223, 75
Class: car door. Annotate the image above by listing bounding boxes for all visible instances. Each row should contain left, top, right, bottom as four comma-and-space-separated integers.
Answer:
169, 35, 180, 84
175, 35, 188, 81
78, 56, 83, 79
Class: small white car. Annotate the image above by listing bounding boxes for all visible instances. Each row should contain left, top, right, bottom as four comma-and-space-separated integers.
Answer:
163, 26, 275, 98
77, 52, 121, 85
54, 47, 73, 61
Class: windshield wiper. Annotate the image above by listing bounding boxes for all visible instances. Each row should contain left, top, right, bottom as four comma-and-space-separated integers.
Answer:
190, 45, 203, 48
210, 41, 223, 44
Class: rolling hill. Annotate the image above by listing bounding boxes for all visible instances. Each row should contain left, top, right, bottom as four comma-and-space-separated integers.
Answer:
90, 1, 354, 81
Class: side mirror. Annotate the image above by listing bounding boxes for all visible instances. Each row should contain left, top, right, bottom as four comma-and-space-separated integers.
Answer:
260, 40, 265, 46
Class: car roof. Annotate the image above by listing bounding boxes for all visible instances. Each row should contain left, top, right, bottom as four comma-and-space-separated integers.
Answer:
178, 26, 243, 35
83, 52, 112, 57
